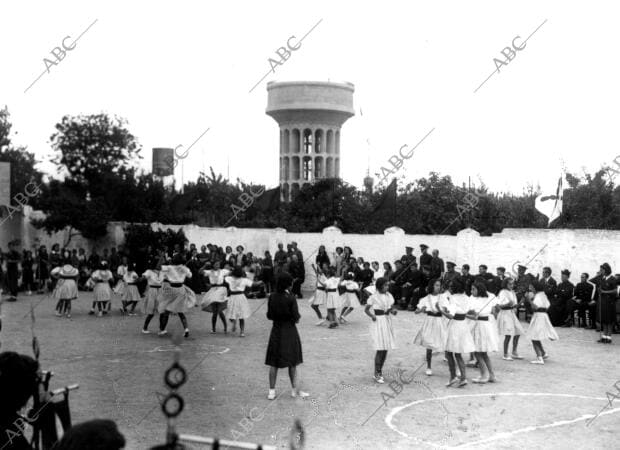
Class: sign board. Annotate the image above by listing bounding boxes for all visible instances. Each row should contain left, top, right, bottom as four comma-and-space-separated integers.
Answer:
0, 162, 10, 206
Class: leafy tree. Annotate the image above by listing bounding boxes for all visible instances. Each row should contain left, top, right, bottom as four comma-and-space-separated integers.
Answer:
50, 114, 141, 184
34, 113, 143, 241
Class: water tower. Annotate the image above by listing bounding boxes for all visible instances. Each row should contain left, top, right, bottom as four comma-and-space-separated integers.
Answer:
266, 81, 355, 202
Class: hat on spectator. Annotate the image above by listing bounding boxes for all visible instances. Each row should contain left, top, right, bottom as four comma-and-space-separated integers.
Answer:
446, 261, 456, 267
420, 244, 429, 250
497, 266, 506, 272
405, 246, 413, 252
561, 269, 570, 276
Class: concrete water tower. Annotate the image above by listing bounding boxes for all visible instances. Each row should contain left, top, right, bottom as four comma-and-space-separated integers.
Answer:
266, 81, 355, 202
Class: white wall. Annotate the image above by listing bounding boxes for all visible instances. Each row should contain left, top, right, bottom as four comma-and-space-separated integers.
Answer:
4, 209, 620, 288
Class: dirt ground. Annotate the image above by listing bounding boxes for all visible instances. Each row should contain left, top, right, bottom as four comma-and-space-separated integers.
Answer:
1, 291, 619, 449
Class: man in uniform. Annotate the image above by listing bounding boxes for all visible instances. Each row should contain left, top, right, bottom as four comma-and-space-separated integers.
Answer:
390, 260, 409, 309
552, 269, 574, 327
403, 261, 425, 311
430, 249, 445, 281
475, 264, 495, 294
442, 261, 459, 291
539, 267, 557, 304
460, 264, 475, 296
419, 244, 432, 269
489, 266, 507, 295
567, 273, 596, 328
401, 246, 416, 269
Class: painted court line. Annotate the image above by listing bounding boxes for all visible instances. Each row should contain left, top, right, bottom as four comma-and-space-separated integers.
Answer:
384, 392, 620, 449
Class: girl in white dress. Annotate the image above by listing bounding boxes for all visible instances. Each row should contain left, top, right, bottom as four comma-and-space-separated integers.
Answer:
51, 264, 79, 318
320, 267, 341, 329
440, 278, 476, 388
200, 261, 230, 333
141, 261, 164, 333
89, 261, 114, 317
339, 273, 360, 323
413, 279, 448, 376
364, 277, 397, 384
496, 278, 525, 360
121, 263, 140, 315
309, 263, 328, 326
525, 281, 559, 364
467, 281, 499, 383
225, 266, 264, 337
158, 256, 196, 338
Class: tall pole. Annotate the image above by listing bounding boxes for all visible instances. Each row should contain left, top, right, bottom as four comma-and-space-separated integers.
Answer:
393, 178, 397, 226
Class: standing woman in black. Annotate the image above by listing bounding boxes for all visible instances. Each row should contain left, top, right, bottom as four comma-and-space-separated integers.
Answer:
593, 262, 617, 344
265, 273, 308, 400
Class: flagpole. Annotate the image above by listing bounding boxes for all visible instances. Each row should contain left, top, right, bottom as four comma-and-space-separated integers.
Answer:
393, 178, 397, 226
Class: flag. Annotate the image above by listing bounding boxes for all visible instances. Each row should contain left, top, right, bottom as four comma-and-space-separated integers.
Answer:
535, 173, 565, 226
254, 186, 280, 213
372, 178, 397, 214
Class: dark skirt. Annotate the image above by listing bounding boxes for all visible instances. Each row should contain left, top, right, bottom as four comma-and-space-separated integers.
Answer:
265, 322, 303, 368
600, 296, 617, 325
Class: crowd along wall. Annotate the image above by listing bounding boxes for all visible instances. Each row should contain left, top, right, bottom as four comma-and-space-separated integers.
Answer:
4, 209, 620, 289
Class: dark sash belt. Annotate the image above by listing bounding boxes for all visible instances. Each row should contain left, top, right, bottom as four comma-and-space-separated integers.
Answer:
210, 283, 225, 287
374, 310, 386, 316
229, 290, 244, 295
326, 289, 337, 292
169, 282, 184, 288
60, 275, 76, 279
345, 289, 357, 293
127, 282, 138, 286
149, 285, 162, 288
476, 316, 489, 321
499, 305, 514, 310
535, 308, 548, 313
316, 286, 326, 291
426, 311, 442, 317
453, 313, 466, 320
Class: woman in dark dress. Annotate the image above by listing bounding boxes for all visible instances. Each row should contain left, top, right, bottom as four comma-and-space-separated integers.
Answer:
265, 273, 308, 400
592, 263, 617, 344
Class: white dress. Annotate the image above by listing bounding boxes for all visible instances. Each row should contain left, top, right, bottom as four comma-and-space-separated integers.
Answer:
496, 289, 525, 336
157, 265, 196, 314
444, 293, 476, 354
114, 265, 127, 295
225, 276, 253, 320
469, 295, 500, 352
340, 280, 361, 308
122, 271, 141, 301
413, 293, 448, 351
325, 277, 342, 309
143, 269, 164, 314
526, 292, 559, 341
51, 266, 79, 300
367, 292, 396, 350
91, 269, 113, 302
201, 269, 230, 312
309, 274, 327, 306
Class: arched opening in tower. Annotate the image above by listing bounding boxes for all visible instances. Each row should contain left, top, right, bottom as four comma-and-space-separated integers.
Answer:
303, 156, 313, 181
303, 129, 313, 155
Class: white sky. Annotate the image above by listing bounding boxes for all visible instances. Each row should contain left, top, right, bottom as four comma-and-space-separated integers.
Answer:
1, 0, 619, 194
